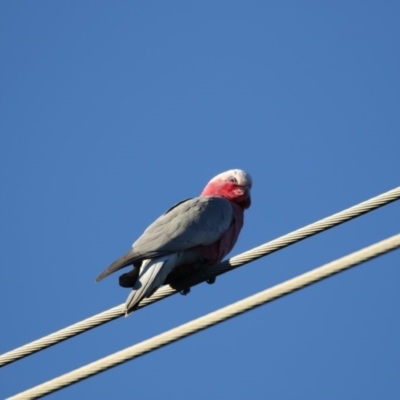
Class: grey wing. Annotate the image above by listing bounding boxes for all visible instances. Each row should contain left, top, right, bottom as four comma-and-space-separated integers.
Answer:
96, 197, 233, 282
133, 196, 234, 256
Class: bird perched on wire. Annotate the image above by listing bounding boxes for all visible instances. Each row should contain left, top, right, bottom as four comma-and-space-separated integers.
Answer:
96, 169, 252, 315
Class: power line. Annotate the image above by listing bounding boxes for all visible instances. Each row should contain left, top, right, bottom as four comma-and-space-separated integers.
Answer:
1, 185, 399, 368
7, 233, 400, 400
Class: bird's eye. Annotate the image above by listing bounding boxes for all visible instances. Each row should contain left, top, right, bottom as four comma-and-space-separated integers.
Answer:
228, 177, 237, 183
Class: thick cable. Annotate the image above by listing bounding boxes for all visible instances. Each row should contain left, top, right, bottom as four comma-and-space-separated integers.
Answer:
7, 233, 400, 400
1, 186, 399, 368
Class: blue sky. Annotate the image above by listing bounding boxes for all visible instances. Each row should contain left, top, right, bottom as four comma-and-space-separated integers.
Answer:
1, 1, 399, 399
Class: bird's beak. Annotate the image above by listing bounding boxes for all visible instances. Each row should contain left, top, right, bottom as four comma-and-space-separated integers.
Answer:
240, 185, 251, 198
239, 185, 252, 209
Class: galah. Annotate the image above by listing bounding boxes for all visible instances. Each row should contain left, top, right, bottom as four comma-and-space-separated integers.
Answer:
96, 169, 252, 315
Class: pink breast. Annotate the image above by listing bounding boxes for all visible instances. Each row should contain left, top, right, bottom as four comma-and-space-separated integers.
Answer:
192, 202, 244, 265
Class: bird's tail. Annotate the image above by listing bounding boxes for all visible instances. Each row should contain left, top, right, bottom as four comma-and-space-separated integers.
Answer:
96, 249, 140, 282
125, 254, 179, 315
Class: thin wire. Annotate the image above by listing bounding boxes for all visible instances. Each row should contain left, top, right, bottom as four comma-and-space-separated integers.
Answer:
8, 233, 400, 400
1, 186, 399, 368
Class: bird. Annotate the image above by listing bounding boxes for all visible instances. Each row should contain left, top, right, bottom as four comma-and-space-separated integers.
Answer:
96, 169, 252, 315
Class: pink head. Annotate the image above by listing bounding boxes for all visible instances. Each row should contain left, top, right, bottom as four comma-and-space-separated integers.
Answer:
201, 169, 252, 209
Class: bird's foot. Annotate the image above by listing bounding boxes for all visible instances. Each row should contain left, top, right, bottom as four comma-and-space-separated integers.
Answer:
119, 268, 140, 288
180, 288, 191, 296
200, 268, 217, 285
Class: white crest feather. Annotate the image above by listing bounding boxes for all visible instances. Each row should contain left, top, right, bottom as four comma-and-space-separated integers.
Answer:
209, 169, 252, 187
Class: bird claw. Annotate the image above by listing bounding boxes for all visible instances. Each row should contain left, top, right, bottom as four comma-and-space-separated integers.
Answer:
180, 288, 191, 296
119, 268, 140, 288
200, 268, 217, 285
